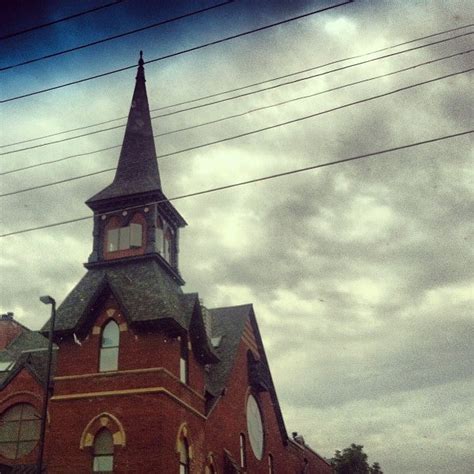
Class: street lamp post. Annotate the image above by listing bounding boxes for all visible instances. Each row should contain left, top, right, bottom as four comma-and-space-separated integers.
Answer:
37, 295, 56, 474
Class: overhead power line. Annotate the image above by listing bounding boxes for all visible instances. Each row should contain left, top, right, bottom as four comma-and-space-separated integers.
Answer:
0, 130, 471, 239
0, 25, 473, 151
1, 48, 470, 176
2, 23, 471, 149
0, 1, 235, 72
0, 0, 126, 41
0, 0, 352, 104
1, 67, 471, 196
2, 33, 471, 157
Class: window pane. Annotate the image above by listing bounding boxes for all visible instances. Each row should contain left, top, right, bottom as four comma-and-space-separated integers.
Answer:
94, 430, 114, 455
0, 421, 19, 441
0, 404, 40, 460
0, 442, 17, 459
2, 405, 22, 421
17, 440, 37, 457
100, 347, 118, 372
93, 455, 114, 472
107, 229, 119, 252
19, 404, 40, 420
19, 420, 40, 441
155, 228, 163, 254
180, 357, 187, 384
129, 223, 142, 248
102, 321, 120, 348
118, 227, 130, 250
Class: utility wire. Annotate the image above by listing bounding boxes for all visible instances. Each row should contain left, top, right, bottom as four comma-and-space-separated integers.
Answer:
0, 130, 471, 239
2, 22, 471, 149
0, 0, 352, 104
1, 67, 471, 196
2, 33, 471, 157
0, 1, 234, 72
1, 48, 470, 176
0, 0, 126, 41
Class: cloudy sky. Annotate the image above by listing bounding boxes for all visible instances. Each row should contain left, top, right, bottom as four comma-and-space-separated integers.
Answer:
0, 0, 473, 472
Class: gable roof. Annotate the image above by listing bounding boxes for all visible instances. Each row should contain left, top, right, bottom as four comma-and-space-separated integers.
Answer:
42, 259, 184, 334
0, 327, 50, 389
205, 304, 289, 444
40, 259, 217, 363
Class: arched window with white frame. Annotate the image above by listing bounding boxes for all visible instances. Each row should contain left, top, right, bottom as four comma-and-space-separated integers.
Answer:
99, 320, 120, 372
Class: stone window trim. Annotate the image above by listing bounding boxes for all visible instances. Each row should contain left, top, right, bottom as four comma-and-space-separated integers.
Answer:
80, 412, 126, 451
176, 423, 193, 467
205, 452, 218, 474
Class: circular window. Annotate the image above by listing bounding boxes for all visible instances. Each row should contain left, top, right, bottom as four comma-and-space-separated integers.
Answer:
246, 394, 264, 460
0, 403, 41, 459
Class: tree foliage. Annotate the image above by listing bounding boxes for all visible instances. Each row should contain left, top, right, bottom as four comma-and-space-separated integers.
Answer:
331, 443, 383, 474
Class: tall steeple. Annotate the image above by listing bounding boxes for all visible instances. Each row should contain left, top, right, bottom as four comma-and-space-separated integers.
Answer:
87, 51, 161, 204
85, 52, 186, 285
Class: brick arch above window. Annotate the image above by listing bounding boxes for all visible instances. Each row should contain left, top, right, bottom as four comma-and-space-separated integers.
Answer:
80, 412, 126, 450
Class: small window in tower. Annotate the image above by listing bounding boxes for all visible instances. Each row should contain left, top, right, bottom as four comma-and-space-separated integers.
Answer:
118, 227, 130, 250
155, 217, 164, 254
164, 228, 174, 264
107, 224, 143, 253
129, 223, 142, 248
107, 229, 120, 252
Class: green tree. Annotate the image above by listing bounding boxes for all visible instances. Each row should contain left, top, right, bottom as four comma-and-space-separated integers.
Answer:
330, 444, 383, 474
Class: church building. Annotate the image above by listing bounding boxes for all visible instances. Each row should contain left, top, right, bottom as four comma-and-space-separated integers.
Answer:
0, 54, 332, 473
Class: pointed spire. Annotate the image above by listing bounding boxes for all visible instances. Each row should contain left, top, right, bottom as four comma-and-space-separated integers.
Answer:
87, 51, 161, 206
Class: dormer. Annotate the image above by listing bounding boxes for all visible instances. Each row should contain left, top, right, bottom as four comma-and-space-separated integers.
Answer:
84, 52, 186, 283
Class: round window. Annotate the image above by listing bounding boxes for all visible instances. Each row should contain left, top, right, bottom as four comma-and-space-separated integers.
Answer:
0, 403, 41, 459
246, 394, 264, 459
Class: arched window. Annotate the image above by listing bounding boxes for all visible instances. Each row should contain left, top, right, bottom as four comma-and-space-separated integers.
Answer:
0, 403, 40, 459
179, 336, 189, 384
93, 429, 114, 472
99, 320, 120, 372
164, 228, 174, 264
268, 453, 274, 473
155, 216, 164, 255
107, 223, 143, 252
178, 437, 190, 474
239, 433, 247, 469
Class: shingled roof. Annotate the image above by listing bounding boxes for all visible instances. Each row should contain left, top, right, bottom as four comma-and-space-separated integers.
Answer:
205, 304, 289, 445
205, 304, 252, 397
0, 327, 50, 389
87, 52, 161, 207
42, 259, 191, 334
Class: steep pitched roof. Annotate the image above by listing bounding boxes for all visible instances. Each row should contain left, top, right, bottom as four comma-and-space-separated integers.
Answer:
42, 259, 185, 334
205, 304, 251, 397
205, 304, 289, 444
0, 328, 50, 389
87, 52, 161, 207
40, 260, 217, 363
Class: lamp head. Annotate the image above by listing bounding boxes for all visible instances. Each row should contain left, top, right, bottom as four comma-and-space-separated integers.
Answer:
39, 295, 55, 305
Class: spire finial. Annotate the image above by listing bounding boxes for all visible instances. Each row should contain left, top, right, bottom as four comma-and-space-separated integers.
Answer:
138, 50, 144, 67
